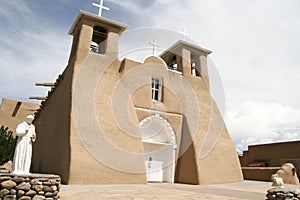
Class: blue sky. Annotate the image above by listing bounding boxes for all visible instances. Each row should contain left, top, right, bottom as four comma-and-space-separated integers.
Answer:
0, 0, 300, 153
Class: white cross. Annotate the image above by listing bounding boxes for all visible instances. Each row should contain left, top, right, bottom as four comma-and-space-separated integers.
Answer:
92, 0, 110, 17
180, 28, 190, 40
149, 38, 161, 55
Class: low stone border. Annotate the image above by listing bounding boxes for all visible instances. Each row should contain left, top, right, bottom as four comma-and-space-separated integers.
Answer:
0, 173, 61, 200
266, 187, 300, 200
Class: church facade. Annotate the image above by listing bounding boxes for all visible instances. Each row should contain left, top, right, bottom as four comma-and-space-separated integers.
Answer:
31, 11, 243, 184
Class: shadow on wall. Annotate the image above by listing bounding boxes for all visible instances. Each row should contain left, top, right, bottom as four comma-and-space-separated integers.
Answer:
175, 115, 199, 184
30, 66, 73, 184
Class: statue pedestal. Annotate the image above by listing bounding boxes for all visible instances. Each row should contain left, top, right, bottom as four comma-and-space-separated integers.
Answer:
0, 172, 61, 199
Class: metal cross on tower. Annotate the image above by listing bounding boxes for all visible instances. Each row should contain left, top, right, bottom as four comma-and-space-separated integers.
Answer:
92, 0, 110, 17
149, 38, 161, 55
180, 28, 190, 41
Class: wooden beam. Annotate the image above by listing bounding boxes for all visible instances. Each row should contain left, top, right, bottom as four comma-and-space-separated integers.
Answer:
35, 83, 55, 87
29, 96, 47, 101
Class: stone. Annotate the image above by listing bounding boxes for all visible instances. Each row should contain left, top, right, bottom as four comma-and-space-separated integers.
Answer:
287, 193, 295, 197
0, 180, 16, 190
16, 182, 31, 191
17, 190, 25, 197
30, 179, 42, 185
38, 191, 44, 195
42, 185, 51, 192
38, 178, 49, 182
33, 195, 46, 200
0, 189, 10, 197
19, 196, 31, 200
49, 179, 57, 185
45, 192, 53, 197
3, 195, 16, 200
32, 184, 44, 192
50, 185, 57, 192
45, 198, 54, 200
9, 189, 16, 195
0, 176, 12, 182
43, 180, 51, 186
25, 190, 37, 197
12, 176, 25, 183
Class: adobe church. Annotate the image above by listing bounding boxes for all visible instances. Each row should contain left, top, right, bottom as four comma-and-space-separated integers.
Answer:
31, 10, 243, 185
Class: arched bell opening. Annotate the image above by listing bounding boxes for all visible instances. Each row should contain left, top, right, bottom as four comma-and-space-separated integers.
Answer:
90, 26, 107, 54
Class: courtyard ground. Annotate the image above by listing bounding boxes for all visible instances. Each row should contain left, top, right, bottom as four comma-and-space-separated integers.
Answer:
60, 181, 300, 199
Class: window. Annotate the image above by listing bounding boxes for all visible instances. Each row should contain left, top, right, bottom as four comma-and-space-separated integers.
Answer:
152, 77, 162, 101
90, 26, 107, 54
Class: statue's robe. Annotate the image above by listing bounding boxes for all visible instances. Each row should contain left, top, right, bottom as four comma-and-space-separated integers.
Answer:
12, 121, 36, 174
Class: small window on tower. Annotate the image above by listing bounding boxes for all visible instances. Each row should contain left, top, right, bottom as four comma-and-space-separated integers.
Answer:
151, 77, 162, 101
90, 26, 107, 54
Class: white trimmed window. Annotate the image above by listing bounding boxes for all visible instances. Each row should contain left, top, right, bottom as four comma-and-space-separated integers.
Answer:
152, 77, 162, 101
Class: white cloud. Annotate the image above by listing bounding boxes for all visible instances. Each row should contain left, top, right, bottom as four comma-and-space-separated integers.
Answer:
226, 101, 300, 153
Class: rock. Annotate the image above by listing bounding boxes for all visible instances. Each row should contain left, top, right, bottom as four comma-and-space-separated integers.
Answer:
19, 196, 31, 200
10, 189, 16, 195
38, 178, 49, 182
0, 189, 10, 197
266, 187, 300, 200
25, 190, 37, 197
287, 192, 295, 197
31, 179, 42, 185
17, 190, 25, 197
43, 180, 51, 185
42, 185, 51, 192
12, 176, 25, 183
0, 176, 12, 182
3, 195, 16, 200
45, 192, 53, 197
1, 180, 17, 190
32, 184, 44, 192
38, 191, 44, 195
53, 191, 59, 199
45, 198, 54, 200
33, 195, 46, 200
50, 185, 57, 192
16, 182, 31, 191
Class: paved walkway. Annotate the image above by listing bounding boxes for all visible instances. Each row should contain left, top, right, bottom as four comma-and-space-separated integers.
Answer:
60, 181, 300, 199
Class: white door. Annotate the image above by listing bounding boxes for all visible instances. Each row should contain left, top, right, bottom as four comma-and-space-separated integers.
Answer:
145, 160, 163, 182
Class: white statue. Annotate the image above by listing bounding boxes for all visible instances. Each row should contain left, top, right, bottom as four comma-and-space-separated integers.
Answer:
12, 115, 36, 174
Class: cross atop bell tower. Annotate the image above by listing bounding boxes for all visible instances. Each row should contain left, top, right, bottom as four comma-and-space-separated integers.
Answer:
92, 0, 110, 17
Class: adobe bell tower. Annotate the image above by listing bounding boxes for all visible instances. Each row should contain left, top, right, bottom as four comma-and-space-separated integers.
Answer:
67, 11, 127, 67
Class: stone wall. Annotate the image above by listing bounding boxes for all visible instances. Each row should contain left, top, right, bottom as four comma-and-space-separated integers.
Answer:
0, 173, 60, 200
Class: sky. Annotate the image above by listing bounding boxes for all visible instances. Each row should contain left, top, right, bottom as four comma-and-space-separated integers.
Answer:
0, 0, 299, 153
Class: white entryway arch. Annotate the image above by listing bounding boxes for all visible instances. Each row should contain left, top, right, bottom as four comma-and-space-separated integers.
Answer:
140, 114, 177, 183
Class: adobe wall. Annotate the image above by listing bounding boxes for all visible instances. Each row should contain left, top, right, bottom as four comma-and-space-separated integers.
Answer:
243, 142, 300, 167
68, 53, 147, 184
240, 141, 300, 181
242, 167, 280, 181
0, 98, 39, 132
31, 63, 73, 184
128, 56, 243, 184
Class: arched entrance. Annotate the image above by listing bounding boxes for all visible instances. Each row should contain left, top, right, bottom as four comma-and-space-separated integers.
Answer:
140, 114, 177, 183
